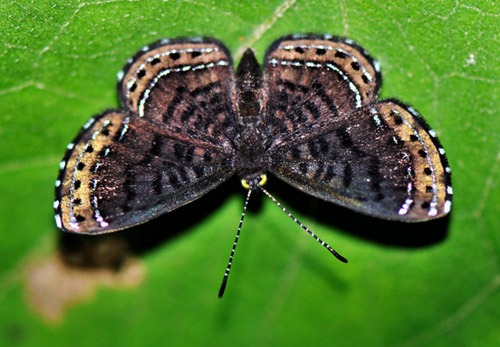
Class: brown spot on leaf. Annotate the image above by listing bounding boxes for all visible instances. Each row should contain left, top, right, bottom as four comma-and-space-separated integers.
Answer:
24, 252, 145, 324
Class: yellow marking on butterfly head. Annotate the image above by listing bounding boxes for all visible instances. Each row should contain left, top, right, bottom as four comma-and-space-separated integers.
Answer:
258, 174, 268, 186
241, 174, 267, 190
241, 179, 250, 189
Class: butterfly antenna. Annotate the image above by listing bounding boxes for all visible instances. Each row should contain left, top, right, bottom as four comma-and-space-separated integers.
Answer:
218, 188, 253, 298
258, 186, 348, 263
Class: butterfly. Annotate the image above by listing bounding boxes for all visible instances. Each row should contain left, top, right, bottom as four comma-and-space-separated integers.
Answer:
54, 34, 453, 296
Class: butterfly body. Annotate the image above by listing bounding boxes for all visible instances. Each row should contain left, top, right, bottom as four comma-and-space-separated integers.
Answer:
234, 49, 267, 180
54, 34, 452, 235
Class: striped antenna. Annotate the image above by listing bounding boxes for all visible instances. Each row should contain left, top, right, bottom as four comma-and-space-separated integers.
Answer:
218, 188, 253, 298
258, 185, 348, 263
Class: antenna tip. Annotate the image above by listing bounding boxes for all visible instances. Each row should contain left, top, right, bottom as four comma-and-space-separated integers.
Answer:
218, 277, 228, 298
218, 284, 226, 298
336, 254, 348, 263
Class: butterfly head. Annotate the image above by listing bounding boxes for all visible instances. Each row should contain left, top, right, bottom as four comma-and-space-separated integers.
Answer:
240, 173, 267, 190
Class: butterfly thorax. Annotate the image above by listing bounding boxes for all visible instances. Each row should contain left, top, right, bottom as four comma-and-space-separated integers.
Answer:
234, 49, 267, 179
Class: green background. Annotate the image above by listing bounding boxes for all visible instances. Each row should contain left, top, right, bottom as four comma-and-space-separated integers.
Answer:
1, 0, 499, 346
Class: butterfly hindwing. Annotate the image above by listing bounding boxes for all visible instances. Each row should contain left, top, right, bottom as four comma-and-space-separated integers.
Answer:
263, 34, 382, 144
117, 37, 238, 145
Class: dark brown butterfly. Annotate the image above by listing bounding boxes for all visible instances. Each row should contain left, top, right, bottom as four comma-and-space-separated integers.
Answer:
54, 35, 452, 296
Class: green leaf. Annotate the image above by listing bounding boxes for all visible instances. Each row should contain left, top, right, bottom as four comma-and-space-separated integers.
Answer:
1, 0, 499, 346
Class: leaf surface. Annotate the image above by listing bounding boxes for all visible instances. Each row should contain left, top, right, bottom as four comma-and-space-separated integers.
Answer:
1, 1, 499, 346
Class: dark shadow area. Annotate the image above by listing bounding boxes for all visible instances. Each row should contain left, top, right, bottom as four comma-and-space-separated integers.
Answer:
58, 176, 240, 270
57, 173, 450, 271
267, 175, 450, 248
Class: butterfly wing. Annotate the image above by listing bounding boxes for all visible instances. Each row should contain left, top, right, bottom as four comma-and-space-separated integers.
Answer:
263, 34, 381, 143
264, 35, 452, 221
55, 38, 238, 234
117, 37, 238, 143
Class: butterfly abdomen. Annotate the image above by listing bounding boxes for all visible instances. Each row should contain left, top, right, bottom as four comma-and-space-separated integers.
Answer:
235, 49, 264, 120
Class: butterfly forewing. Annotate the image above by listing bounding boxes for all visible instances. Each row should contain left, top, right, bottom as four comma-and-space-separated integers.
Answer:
269, 101, 452, 220
55, 110, 236, 233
